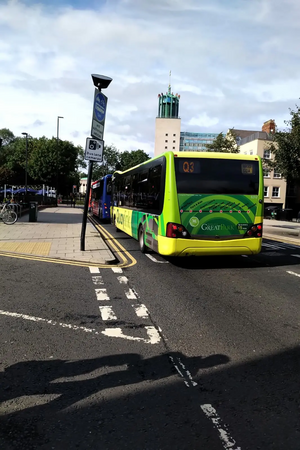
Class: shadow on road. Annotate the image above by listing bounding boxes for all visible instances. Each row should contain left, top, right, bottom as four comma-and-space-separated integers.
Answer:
1, 347, 300, 449
0, 351, 229, 449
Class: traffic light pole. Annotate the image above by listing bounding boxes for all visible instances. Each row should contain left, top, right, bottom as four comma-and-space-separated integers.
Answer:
80, 160, 93, 251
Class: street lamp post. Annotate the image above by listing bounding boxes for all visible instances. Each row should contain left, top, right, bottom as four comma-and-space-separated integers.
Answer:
56, 116, 64, 202
21, 132, 28, 203
80, 74, 112, 251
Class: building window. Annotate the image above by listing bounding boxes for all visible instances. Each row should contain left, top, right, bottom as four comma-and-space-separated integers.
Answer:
263, 149, 271, 159
263, 169, 270, 178
173, 147, 175, 149
173, 140, 175, 143
272, 187, 280, 198
173, 134, 176, 136
273, 170, 281, 178
249, 150, 253, 155
165, 140, 168, 143
165, 133, 168, 136
264, 186, 269, 197
165, 146, 168, 149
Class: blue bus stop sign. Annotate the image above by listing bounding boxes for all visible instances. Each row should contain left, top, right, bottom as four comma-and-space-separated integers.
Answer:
94, 92, 106, 121
91, 90, 108, 140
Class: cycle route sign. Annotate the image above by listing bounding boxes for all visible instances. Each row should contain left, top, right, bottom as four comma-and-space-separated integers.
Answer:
91, 89, 108, 140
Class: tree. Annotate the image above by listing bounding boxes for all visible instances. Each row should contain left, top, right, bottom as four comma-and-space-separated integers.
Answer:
119, 149, 150, 171
92, 145, 121, 180
0, 128, 15, 146
0, 130, 85, 195
205, 130, 239, 153
267, 104, 300, 184
0, 129, 16, 183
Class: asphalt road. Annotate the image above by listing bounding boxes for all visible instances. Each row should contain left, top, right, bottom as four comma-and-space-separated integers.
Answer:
1, 228, 300, 449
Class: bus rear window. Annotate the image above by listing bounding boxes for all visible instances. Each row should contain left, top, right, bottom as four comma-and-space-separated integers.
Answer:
175, 158, 259, 195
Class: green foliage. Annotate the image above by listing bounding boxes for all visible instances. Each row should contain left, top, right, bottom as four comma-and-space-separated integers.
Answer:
267, 104, 300, 183
205, 130, 239, 153
119, 149, 150, 171
92, 145, 121, 180
92, 146, 150, 180
0, 128, 15, 146
0, 130, 86, 195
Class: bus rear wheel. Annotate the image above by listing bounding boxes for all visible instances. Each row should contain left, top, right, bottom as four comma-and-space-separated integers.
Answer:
138, 225, 147, 253
114, 216, 120, 232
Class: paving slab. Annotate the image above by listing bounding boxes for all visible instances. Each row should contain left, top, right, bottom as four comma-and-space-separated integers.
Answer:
0, 205, 115, 265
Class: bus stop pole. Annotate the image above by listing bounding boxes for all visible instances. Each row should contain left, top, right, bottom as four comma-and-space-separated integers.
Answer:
80, 160, 93, 251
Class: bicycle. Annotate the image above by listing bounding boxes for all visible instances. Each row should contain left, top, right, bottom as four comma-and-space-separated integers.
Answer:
0, 203, 18, 225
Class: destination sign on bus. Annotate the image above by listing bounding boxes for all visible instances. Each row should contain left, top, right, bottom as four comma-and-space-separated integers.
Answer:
178, 160, 201, 174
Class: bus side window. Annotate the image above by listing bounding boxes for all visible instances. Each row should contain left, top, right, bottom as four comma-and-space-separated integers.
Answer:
124, 175, 132, 207
137, 170, 149, 209
148, 165, 162, 212
132, 174, 139, 207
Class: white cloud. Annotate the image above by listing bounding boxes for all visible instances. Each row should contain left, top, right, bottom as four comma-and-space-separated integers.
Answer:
0, 0, 300, 155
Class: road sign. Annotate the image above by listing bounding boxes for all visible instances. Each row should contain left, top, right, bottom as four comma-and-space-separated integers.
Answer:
91, 90, 107, 140
84, 138, 104, 162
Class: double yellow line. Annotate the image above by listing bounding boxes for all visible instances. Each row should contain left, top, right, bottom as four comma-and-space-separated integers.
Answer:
0, 251, 102, 268
88, 215, 137, 268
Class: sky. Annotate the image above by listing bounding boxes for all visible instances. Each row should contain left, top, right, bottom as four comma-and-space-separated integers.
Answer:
1, 0, 300, 158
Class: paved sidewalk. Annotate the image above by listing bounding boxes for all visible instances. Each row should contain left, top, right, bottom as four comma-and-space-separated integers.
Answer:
0, 205, 115, 265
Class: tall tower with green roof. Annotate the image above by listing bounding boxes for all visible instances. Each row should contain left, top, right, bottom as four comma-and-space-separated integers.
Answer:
154, 74, 181, 156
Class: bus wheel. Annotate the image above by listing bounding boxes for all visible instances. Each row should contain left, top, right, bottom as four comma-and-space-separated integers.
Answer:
114, 216, 120, 232
139, 225, 147, 253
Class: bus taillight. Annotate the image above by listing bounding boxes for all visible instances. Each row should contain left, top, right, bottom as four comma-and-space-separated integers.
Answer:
166, 223, 190, 238
246, 223, 262, 238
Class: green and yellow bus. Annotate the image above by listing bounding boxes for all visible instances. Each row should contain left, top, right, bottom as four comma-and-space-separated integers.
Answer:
111, 151, 263, 256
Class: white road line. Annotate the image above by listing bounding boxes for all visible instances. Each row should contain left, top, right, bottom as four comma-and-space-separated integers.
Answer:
102, 325, 161, 344
89, 267, 100, 273
132, 304, 149, 319
125, 288, 137, 300
287, 270, 300, 278
169, 355, 198, 388
145, 254, 169, 263
0, 309, 100, 335
92, 275, 104, 285
117, 276, 128, 284
95, 289, 110, 301
200, 404, 241, 450
112, 267, 123, 273
0, 310, 162, 344
291, 254, 300, 258
99, 305, 117, 321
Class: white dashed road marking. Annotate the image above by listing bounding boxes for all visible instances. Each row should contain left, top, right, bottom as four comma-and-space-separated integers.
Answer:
124, 288, 138, 300
89, 267, 100, 273
200, 404, 241, 450
102, 326, 161, 344
99, 305, 117, 321
132, 304, 149, 319
117, 276, 129, 284
92, 275, 104, 285
95, 288, 110, 301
